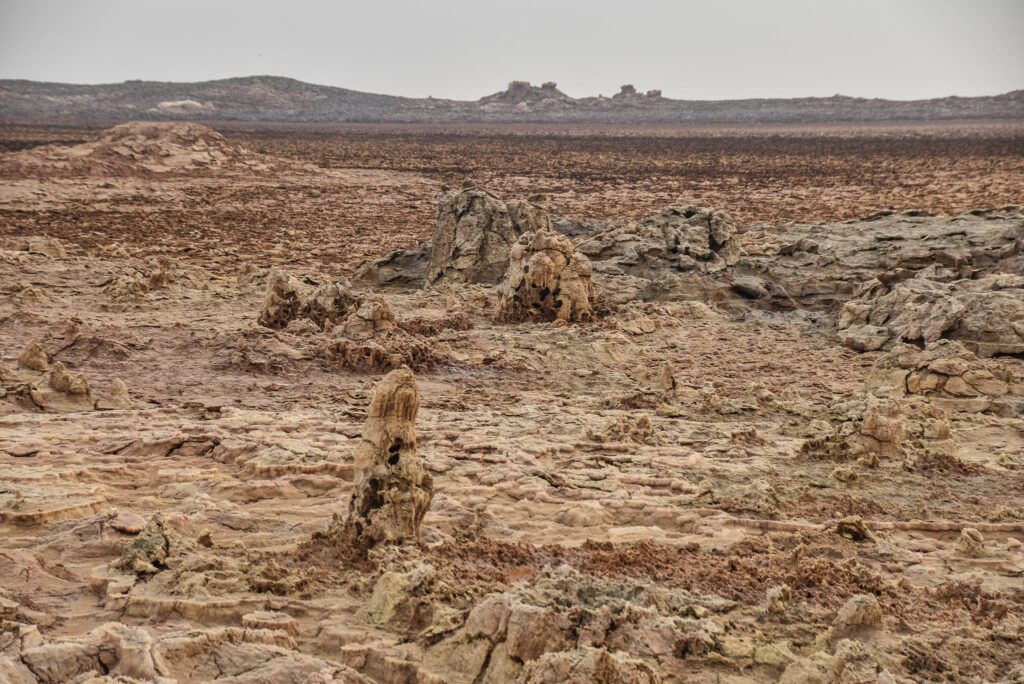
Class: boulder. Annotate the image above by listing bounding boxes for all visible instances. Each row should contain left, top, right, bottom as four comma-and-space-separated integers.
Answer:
428, 188, 551, 284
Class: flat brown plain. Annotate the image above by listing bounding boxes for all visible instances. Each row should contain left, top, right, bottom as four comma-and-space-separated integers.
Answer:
2, 121, 1023, 270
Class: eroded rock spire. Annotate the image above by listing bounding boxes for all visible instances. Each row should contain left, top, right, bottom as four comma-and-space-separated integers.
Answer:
339, 365, 433, 552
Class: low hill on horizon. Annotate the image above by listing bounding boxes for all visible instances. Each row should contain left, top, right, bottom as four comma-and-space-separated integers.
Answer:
2, 75, 1022, 124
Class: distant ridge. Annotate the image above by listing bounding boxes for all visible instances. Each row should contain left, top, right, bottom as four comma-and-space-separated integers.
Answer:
1, 76, 1022, 124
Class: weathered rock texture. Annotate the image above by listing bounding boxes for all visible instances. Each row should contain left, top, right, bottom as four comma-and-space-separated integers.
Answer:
573, 208, 1022, 310
17, 343, 48, 371
335, 366, 433, 552
579, 205, 740, 276
803, 397, 960, 469
838, 273, 1024, 356
258, 271, 364, 330
499, 230, 596, 323
736, 208, 1024, 311
258, 271, 309, 329
866, 340, 1023, 415
304, 281, 365, 330
421, 565, 701, 683
429, 188, 551, 284
342, 297, 396, 339
353, 244, 431, 289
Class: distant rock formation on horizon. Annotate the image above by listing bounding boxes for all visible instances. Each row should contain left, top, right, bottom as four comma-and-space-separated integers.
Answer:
1, 75, 1021, 124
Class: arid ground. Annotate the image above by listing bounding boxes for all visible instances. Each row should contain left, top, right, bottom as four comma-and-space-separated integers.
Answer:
1, 121, 1023, 683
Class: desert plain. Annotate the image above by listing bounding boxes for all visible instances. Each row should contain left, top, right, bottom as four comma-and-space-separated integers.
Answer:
1, 119, 1023, 683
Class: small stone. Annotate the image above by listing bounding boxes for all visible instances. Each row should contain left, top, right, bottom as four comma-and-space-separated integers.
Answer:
955, 528, 986, 557
17, 342, 49, 371
731, 276, 769, 299
831, 466, 857, 483
833, 594, 882, 632
766, 585, 791, 614
109, 511, 147, 535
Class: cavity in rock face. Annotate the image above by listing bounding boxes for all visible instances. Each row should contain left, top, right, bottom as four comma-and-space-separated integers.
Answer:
428, 188, 551, 285
499, 229, 596, 324
18, 342, 48, 371
338, 366, 433, 552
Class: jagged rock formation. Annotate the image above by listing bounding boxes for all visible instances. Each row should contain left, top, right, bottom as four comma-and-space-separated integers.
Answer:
103, 271, 151, 301
341, 297, 396, 339
866, 340, 1023, 415
331, 366, 433, 552
838, 273, 1024, 356
319, 329, 448, 373
258, 271, 364, 330
499, 229, 596, 323
305, 281, 365, 330
2, 354, 98, 413
576, 206, 741, 304
567, 207, 1021, 311
422, 565, 721, 683
428, 188, 551, 285
737, 208, 1023, 311
258, 272, 310, 329
478, 81, 576, 111
579, 205, 740, 276
803, 397, 960, 469
353, 244, 431, 289
47, 361, 90, 396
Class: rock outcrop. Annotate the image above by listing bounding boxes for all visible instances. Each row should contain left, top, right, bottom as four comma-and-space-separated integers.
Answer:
571, 207, 1022, 311
428, 188, 551, 285
838, 273, 1024, 356
578, 205, 740, 277
303, 281, 364, 330
498, 229, 596, 323
866, 340, 1023, 415
803, 397, 960, 469
332, 366, 433, 552
737, 208, 1024, 311
423, 565, 713, 683
258, 271, 364, 330
353, 244, 431, 289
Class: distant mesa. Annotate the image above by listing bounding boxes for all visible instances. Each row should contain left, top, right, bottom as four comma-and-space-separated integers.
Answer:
478, 80, 576, 110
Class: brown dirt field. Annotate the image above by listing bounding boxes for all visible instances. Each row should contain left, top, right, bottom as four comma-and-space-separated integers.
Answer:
1, 121, 1022, 684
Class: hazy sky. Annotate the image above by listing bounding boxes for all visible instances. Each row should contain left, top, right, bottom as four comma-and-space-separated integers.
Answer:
1, 0, 1021, 100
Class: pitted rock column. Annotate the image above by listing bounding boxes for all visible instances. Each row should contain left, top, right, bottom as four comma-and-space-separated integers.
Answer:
341, 365, 433, 551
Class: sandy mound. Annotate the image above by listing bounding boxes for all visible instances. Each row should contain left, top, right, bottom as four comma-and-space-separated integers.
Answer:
0, 122, 288, 177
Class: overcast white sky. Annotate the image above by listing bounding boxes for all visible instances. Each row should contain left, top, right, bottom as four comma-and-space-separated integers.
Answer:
1, 0, 1021, 100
